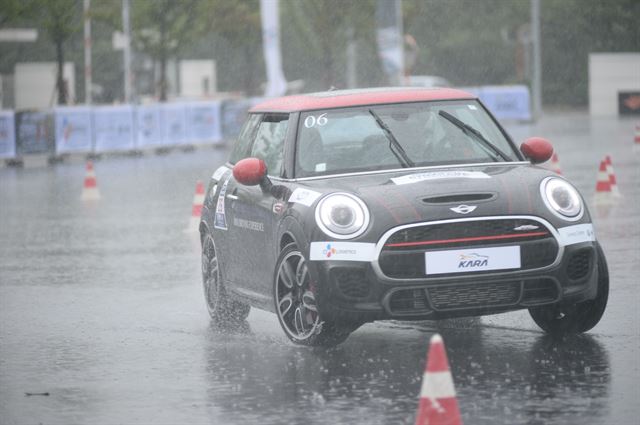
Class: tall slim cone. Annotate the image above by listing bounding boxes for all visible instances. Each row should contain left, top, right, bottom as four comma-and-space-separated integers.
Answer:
81, 161, 101, 201
604, 155, 621, 197
187, 180, 205, 232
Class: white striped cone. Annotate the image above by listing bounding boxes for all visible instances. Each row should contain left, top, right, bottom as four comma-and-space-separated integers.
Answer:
594, 160, 613, 205
81, 161, 101, 201
186, 180, 205, 232
604, 155, 621, 197
415, 334, 463, 425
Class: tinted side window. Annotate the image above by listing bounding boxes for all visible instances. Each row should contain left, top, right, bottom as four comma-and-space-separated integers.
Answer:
250, 114, 289, 176
229, 114, 261, 164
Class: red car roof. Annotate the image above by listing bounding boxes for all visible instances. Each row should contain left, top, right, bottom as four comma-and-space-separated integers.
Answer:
249, 87, 476, 113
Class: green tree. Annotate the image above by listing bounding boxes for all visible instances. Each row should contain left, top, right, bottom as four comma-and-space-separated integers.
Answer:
32, 0, 81, 105
131, 0, 202, 100
283, 0, 376, 90
200, 0, 263, 95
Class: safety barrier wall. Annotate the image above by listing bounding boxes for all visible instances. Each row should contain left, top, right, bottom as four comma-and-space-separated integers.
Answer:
0, 98, 262, 160
461, 85, 532, 122
0, 88, 528, 160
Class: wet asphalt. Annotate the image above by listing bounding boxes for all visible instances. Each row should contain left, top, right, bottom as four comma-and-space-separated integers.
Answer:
0, 112, 638, 424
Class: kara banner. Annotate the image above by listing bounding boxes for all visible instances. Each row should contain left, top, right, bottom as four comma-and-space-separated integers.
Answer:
0, 110, 16, 159
93, 105, 136, 153
54, 106, 93, 154
161, 103, 188, 145
15, 111, 54, 155
187, 101, 222, 145
135, 104, 163, 148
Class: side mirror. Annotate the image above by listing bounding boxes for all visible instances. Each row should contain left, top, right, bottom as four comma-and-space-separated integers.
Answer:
233, 157, 267, 186
520, 137, 553, 164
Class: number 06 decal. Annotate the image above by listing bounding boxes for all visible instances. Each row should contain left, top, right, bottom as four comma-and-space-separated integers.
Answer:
304, 113, 328, 128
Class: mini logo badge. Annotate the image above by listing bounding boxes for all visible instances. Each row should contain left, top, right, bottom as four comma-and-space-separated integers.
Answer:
450, 205, 477, 214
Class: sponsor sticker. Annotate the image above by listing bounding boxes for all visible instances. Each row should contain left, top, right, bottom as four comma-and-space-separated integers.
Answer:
558, 223, 595, 246
289, 188, 322, 207
212, 165, 230, 181
391, 170, 490, 185
233, 217, 264, 232
425, 246, 521, 275
309, 242, 376, 262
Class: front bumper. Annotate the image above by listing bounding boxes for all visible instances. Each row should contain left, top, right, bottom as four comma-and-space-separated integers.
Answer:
310, 217, 599, 322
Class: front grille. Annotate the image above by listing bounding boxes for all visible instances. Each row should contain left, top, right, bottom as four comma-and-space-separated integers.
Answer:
388, 289, 430, 314
332, 268, 370, 299
379, 218, 558, 279
427, 282, 520, 311
522, 279, 558, 305
566, 248, 592, 280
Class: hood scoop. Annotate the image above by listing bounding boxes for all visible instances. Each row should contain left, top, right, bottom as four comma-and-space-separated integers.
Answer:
422, 193, 495, 204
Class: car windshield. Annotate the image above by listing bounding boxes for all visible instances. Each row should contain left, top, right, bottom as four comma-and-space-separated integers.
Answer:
295, 100, 519, 178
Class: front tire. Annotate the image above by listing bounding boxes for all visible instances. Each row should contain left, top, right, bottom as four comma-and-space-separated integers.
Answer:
274, 243, 354, 346
529, 242, 609, 334
202, 232, 250, 324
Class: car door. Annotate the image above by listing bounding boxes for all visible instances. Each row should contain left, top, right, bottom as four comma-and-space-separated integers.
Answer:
224, 113, 290, 297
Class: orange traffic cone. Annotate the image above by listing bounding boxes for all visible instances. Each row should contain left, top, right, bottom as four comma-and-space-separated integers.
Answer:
634, 125, 640, 144
187, 180, 205, 232
81, 161, 101, 201
604, 155, 621, 197
549, 153, 562, 175
415, 334, 463, 425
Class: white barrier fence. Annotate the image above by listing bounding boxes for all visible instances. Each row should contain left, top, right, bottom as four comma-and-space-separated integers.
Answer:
1, 88, 531, 160
1, 100, 236, 160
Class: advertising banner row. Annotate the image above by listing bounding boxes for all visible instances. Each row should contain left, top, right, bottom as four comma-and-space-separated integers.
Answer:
462, 85, 532, 121
0, 99, 260, 159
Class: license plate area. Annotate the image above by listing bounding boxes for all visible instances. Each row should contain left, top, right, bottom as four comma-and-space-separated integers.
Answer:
425, 246, 521, 275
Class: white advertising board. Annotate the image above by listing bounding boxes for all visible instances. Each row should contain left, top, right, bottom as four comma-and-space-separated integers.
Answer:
187, 101, 222, 145
161, 103, 187, 146
54, 106, 93, 154
0, 110, 16, 159
135, 104, 163, 148
93, 105, 136, 152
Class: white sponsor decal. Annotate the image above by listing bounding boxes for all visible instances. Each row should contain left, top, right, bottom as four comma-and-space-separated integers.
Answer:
309, 242, 376, 261
391, 171, 490, 185
425, 246, 521, 275
233, 217, 264, 232
558, 223, 595, 246
289, 188, 322, 207
212, 166, 230, 181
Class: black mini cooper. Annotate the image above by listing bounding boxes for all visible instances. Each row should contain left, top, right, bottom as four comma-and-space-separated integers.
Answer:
199, 87, 608, 346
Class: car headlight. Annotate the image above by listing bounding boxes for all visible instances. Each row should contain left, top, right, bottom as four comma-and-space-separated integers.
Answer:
540, 177, 583, 221
315, 193, 370, 239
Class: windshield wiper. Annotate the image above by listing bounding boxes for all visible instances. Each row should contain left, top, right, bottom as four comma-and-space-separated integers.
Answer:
437, 110, 511, 162
368, 109, 414, 168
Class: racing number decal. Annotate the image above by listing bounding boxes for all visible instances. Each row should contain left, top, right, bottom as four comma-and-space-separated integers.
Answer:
303, 113, 328, 128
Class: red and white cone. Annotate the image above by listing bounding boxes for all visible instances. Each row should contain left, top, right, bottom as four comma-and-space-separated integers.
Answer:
187, 180, 205, 232
594, 160, 613, 205
415, 334, 463, 425
634, 125, 640, 144
81, 161, 101, 201
604, 155, 621, 197
549, 153, 562, 175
